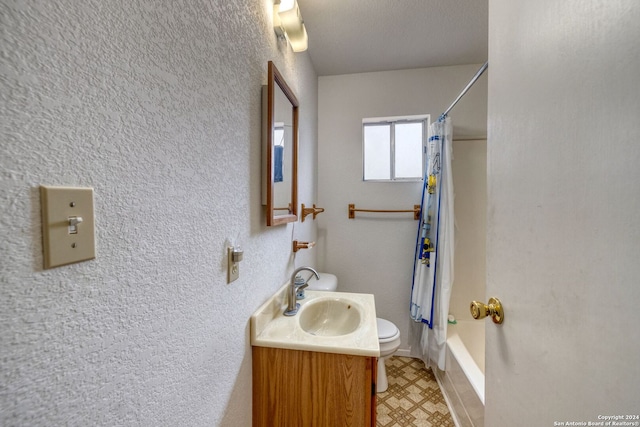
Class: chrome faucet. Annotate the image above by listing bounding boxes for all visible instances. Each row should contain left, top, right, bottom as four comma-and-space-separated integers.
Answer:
284, 267, 320, 316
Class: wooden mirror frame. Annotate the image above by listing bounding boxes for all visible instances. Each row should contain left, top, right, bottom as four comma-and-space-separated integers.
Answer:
263, 61, 299, 226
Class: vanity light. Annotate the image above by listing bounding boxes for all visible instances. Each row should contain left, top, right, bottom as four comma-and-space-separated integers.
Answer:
274, 0, 308, 52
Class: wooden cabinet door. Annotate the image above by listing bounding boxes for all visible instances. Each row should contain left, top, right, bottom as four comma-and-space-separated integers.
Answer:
253, 347, 376, 426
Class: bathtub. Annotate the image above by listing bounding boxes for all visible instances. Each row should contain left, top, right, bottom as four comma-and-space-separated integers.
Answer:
435, 320, 485, 427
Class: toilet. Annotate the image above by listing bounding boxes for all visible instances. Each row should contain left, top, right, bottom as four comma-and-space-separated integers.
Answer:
376, 317, 401, 392
306, 273, 401, 393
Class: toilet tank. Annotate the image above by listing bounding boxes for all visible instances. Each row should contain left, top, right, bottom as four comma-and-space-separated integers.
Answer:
306, 273, 338, 291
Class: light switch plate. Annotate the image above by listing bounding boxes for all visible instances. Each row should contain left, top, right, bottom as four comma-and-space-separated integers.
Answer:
40, 186, 95, 269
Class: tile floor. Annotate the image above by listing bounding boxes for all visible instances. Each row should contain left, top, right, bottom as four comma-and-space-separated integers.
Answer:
377, 356, 454, 427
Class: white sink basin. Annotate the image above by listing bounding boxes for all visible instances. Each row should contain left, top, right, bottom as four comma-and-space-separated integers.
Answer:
298, 297, 362, 336
250, 286, 380, 357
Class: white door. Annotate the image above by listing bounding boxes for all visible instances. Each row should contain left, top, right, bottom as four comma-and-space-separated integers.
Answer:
486, 0, 640, 425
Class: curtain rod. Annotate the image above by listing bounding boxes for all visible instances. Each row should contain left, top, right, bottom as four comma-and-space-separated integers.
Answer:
440, 62, 488, 121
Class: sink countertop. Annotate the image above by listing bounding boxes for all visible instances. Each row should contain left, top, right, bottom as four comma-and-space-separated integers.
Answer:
250, 284, 380, 357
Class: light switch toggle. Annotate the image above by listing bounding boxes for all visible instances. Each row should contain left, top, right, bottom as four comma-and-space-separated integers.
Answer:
227, 246, 243, 283
68, 216, 84, 234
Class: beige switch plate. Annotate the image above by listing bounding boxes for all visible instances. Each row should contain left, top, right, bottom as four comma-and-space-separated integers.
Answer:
40, 186, 95, 269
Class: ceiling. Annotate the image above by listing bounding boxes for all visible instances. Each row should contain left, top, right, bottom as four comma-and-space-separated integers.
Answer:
296, 0, 488, 76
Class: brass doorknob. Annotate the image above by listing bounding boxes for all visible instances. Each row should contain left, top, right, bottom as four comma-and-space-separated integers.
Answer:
470, 297, 504, 324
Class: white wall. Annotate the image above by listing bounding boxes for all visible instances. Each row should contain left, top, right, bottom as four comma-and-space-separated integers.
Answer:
0, 1, 317, 426
317, 65, 487, 352
487, 0, 640, 423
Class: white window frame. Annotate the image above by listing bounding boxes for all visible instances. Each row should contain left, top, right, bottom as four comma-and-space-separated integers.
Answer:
362, 114, 429, 182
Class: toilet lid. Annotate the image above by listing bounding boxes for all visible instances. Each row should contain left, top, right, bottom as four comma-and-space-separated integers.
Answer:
377, 318, 398, 339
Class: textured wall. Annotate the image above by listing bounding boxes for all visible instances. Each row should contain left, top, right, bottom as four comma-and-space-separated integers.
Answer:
317, 65, 487, 354
0, 1, 317, 425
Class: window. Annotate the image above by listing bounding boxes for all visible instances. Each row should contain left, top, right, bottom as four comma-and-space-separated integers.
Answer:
363, 115, 428, 181
273, 124, 285, 182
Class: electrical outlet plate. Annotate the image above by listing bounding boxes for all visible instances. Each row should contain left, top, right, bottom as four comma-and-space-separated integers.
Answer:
228, 247, 239, 283
40, 186, 95, 269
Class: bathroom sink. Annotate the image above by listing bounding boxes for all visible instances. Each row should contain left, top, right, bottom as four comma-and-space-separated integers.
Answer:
250, 287, 379, 357
298, 297, 362, 336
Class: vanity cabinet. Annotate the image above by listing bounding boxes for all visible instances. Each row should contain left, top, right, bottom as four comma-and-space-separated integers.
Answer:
252, 346, 377, 426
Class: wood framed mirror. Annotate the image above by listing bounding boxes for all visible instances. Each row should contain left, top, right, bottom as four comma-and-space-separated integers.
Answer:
262, 61, 299, 226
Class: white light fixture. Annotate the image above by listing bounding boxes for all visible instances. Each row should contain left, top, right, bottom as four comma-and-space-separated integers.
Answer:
274, 0, 308, 52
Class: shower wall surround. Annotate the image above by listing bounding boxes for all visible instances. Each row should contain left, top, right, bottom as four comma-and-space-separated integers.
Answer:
1, 1, 317, 425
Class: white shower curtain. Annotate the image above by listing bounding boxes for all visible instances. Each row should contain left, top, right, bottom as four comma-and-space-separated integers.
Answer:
409, 116, 454, 371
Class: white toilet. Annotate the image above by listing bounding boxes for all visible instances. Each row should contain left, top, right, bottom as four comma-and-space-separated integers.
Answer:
305, 273, 401, 393
376, 317, 401, 392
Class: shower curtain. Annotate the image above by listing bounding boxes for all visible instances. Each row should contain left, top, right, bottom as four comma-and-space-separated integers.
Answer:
409, 116, 454, 371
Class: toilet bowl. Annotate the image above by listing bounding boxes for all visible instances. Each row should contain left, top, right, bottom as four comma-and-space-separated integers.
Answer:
376, 317, 401, 392
306, 272, 401, 393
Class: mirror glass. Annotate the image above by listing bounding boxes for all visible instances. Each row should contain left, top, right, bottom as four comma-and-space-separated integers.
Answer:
262, 61, 298, 226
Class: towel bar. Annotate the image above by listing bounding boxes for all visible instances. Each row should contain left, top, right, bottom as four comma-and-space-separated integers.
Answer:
348, 204, 420, 220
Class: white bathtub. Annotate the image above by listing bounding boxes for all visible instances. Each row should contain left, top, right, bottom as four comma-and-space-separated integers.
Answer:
436, 320, 485, 427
